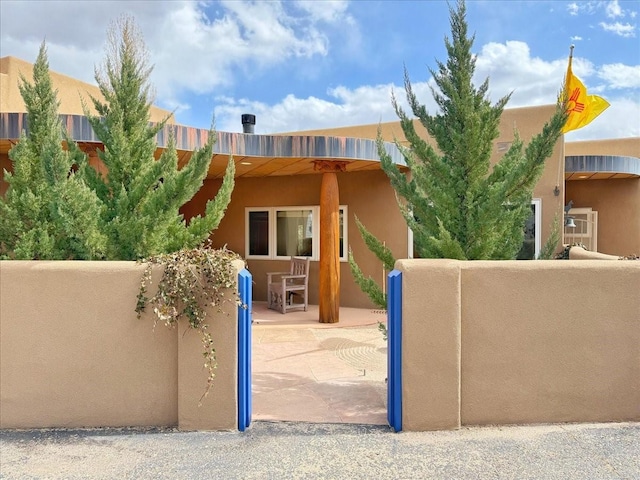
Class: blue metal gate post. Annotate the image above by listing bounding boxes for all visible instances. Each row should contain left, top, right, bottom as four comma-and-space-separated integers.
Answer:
387, 269, 402, 432
238, 269, 252, 431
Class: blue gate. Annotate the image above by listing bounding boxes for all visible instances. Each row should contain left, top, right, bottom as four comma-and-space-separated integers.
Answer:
387, 269, 402, 432
238, 269, 252, 432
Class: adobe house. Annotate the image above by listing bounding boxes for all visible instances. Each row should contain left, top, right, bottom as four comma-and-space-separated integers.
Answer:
295, 116, 640, 258
2, 56, 639, 318
0, 56, 409, 322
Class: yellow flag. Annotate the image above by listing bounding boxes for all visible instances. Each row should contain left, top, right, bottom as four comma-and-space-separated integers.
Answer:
562, 53, 610, 133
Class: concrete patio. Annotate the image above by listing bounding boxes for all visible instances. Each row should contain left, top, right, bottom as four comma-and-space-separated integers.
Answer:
251, 301, 388, 425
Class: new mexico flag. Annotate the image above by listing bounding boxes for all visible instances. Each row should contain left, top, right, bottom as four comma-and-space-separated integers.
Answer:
562, 53, 610, 133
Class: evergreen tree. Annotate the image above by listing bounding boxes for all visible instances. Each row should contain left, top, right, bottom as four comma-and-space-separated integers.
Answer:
348, 216, 394, 309
0, 43, 106, 259
80, 15, 234, 260
351, 0, 567, 305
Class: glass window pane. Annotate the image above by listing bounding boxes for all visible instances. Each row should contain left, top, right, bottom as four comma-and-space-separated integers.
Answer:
516, 204, 536, 260
276, 209, 313, 257
248, 211, 269, 256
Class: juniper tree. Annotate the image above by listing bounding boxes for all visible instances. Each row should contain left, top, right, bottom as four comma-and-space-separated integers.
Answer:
348, 216, 394, 309
80, 16, 234, 260
350, 0, 567, 307
0, 43, 106, 259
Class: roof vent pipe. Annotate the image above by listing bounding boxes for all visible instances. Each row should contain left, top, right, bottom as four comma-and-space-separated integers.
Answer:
241, 114, 256, 134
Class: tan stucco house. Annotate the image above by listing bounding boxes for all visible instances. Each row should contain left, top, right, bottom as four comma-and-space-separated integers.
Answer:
2, 55, 639, 311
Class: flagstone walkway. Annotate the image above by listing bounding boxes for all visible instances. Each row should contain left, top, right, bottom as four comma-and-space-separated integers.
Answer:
251, 302, 388, 425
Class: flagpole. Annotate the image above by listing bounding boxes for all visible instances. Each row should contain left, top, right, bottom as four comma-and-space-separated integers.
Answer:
557, 44, 575, 189
567, 44, 574, 74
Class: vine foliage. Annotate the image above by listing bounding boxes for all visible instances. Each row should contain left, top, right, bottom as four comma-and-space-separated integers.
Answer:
135, 245, 243, 402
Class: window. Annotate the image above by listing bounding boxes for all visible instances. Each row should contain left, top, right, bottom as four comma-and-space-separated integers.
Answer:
516, 199, 542, 260
246, 206, 347, 261
247, 210, 269, 257
408, 199, 542, 259
276, 209, 314, 257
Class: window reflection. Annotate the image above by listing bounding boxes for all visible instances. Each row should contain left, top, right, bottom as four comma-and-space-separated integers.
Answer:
276, 209, 313, 257
248, 211, 269, 256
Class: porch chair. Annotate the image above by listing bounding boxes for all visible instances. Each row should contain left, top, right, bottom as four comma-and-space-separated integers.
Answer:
267, 257, 310, 314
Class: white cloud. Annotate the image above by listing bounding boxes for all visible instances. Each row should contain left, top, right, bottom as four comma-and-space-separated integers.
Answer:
566, 1, 599, 16
566, 0, 635, 21
605, 0, 624, 18
212, 39, 638, 142
570, 35, 583, 41
2, 2, 636, 143
0, 0, 168, 83
216, 40, 567, 134
215, 86, 638, 142
214, 83, 402, 133
473, 41, 567, 106
599, 63, 640, 89
293, 0, 350, 23
599, 21, 636, 37
0, 0, 350, 107
149, 0, 343, 101
218, 0, 329, 58
213, 78, 442, 134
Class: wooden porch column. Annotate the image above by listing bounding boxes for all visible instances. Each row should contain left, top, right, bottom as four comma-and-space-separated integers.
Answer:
314, 160, 348, 323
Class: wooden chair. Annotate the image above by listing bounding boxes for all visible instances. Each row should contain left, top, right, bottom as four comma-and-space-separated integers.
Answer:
267, 257, 310, 314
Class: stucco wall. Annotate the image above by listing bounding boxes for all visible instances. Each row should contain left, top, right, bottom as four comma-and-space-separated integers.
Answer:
399, 260, 461, 431
183, 169, 408, 309
0, 56, 173, 123
397, 259, 640, 431
0, 260, 242, 430
565, 137, 640, 157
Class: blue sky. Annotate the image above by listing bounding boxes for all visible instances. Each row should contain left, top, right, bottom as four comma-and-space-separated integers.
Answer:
1, 0, 638, 140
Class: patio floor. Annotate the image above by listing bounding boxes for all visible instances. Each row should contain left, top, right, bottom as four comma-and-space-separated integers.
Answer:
251, 301, 389, 425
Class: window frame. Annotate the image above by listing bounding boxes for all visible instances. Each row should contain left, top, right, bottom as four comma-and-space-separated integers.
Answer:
531, 198, 542, 259
245, 208, 273, 259
245, 205, 348, 262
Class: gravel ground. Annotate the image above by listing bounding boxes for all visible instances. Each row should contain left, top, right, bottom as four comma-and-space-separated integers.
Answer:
2, 421, 639, 479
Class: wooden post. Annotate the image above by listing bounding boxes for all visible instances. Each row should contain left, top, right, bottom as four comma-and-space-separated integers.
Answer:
314, 160, 348, 323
